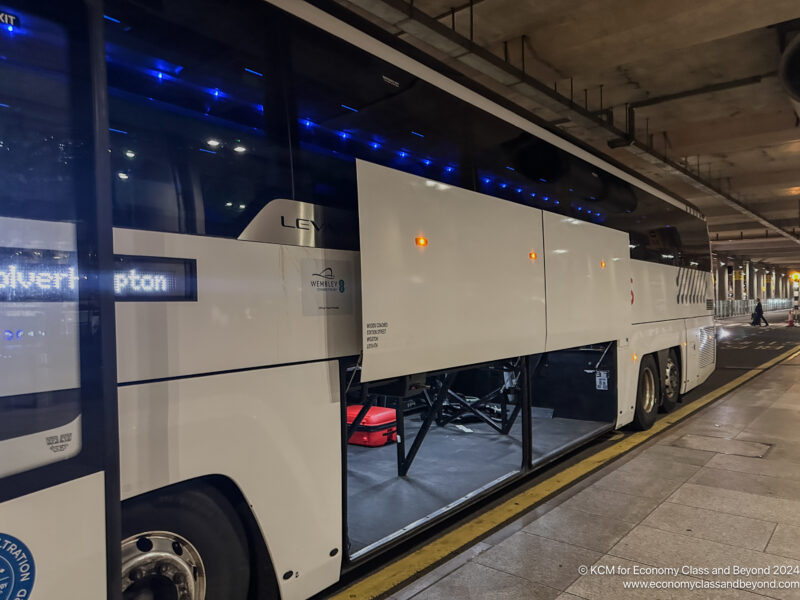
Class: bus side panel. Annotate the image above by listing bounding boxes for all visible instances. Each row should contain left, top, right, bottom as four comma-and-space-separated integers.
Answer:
278, 244, 361, 364
118, 361, 342, 600
619, 320, 690, 427
684, 316, 717, 392
357, 160, 546, 382
631, 260, 713, 323
0, 473, 107, 598
114, 229, 361, 383
542, 211, 631, 352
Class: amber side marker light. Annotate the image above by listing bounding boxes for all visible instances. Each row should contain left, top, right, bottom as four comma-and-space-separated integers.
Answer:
415, 236, 428, 247
529, 252, 537, 261
600, 260, 606, 269
632, 353, 638, 362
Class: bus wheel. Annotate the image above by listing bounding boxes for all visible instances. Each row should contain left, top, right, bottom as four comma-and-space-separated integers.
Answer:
660, 350, 680, 413
632, 355, 659, 430
122, 481, 250, 600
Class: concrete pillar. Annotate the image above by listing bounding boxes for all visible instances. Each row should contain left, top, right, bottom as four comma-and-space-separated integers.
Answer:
746, 262, 755, 299
716, 266, 728, 302
733, 267, 745, 300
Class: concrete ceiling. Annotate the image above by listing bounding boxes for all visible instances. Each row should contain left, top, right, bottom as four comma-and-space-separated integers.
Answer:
336, 0, 800, 270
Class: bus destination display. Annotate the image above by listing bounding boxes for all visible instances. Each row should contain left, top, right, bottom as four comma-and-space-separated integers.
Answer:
0, 248, 196, 301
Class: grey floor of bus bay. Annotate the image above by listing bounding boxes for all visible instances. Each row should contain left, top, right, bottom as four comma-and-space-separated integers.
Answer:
346, 413, 610, 554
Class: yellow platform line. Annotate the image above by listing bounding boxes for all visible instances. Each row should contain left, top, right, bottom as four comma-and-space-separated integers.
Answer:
330, 344, 800, 600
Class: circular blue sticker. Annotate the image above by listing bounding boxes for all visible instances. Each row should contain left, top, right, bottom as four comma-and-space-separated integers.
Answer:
0, 533, 35, 600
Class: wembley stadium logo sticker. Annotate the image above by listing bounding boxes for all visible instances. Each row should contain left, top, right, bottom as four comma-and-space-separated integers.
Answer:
0, 533, 35, 600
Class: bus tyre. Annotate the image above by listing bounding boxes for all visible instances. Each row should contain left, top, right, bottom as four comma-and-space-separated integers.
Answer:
660, 350, 680, 413
121, 481, 250, 600
632, 355, 659, 430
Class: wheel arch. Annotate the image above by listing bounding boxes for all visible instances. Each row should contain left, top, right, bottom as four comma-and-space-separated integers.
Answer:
122, 474, 281, 599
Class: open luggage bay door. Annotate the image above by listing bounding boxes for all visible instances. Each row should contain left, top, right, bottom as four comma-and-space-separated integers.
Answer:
356, 160, 546, 382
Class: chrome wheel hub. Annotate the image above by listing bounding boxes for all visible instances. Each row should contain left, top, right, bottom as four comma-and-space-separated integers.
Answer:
122, 531, 206, 600
642, 367, 656, 413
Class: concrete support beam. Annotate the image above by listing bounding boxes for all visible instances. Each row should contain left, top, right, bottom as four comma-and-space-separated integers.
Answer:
734, 266, 745, 300
716, 265, 729, 301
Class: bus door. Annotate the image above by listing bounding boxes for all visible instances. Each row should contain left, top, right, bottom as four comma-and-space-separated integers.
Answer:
0, 1, 119, 598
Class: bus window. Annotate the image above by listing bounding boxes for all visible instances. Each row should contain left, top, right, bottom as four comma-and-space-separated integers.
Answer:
287, 15, 475, 210
0, 8, 76, 223
0, 5, 84, 477
105, 0, 292, 238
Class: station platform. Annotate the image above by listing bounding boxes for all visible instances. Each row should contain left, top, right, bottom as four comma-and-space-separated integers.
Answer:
334, 312, 800, 600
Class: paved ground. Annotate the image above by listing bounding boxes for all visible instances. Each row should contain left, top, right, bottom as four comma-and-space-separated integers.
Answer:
387, 313, 800, 600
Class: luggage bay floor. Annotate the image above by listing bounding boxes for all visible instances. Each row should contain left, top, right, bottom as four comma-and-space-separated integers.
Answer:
383, 312, 800, 600
347, 416, 610, 554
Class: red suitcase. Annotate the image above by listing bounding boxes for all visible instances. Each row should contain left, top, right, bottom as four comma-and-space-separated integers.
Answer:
346, 405, 397, 447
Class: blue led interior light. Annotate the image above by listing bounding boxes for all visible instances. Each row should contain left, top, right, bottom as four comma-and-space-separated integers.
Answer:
338, 131, 349, 139
198, 148, 216, 154
530, 192, 536, 198
422, 159, 431, 166
411, 131, 424, 138
340, 104, 358, 112
370, 142, 380, 150
0, 103, 9, 109
499, 183, 507, 189
515, 188, 522, 193
539, 178, 547, 183
398, 151, 407, 158
104, 15, 121, 23
444, 166, 454, 173
244, 67, 264, 77
505, 166, 515, 171
109, 127, 129, 135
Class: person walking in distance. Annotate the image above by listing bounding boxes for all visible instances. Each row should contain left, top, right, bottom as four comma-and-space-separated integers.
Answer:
754, 298, 768, 326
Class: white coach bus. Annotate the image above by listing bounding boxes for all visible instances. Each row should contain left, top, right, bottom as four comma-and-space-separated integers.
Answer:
0, 0, 715, 598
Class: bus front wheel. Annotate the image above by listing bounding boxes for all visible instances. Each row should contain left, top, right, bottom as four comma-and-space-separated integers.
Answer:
121, 481, 251, 600
632, 355, 659, 430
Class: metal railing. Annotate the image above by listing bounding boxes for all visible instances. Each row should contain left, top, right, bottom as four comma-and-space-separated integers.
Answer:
714, 298, 793, 319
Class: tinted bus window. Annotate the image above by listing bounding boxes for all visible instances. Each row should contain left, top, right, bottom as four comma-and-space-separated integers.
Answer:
105, 0, 291, 238
0, 4, 87, 477
287, 16, 475, 212
0, 8, 76, 222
